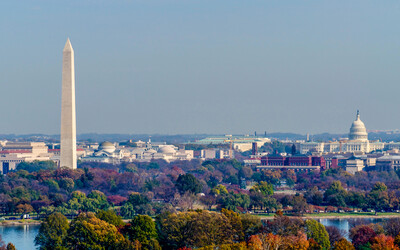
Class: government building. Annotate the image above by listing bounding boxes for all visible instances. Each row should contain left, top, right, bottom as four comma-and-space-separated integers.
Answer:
299, 111, 384, 154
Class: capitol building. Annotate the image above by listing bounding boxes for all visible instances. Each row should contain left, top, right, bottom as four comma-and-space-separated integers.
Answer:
299, 111, 385, 154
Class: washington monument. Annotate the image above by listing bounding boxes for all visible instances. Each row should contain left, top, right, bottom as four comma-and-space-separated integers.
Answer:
60, 38, 77, 169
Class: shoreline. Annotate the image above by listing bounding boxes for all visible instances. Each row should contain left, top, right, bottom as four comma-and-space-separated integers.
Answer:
2, 214, 400, 225
0, 221, 41, 226
305, 214, 400, 220
259, 213, 400, 220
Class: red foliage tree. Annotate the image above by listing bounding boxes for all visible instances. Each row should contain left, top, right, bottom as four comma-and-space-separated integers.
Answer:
107, 195, 128, 206
350, 225, 376, 249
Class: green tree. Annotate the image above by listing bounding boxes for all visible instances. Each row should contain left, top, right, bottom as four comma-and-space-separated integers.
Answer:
346, 191, 366, 209
368, 182, 389, 213
175, 174, 203, 194
65, 191, 87, 213
121, 203, 136, 219
305, 186, 323, 205
35, 212, 69, 250
128, 193, 150, 206
88, 190, 109, 210
305, 219, 331, 250
221, 192, 251, 212
211, 184, 228, 195
43, 179, 60, 192
122, 215, 159, 249
250, 181, 274, 196
58, 178, 75, 192
324, 181, 347, 207
16, 160, 57, 173
96, 210, 125, 227
372, 182, 388, 192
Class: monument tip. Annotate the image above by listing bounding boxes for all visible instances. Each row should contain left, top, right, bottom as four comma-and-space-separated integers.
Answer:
63, 38, 73, 52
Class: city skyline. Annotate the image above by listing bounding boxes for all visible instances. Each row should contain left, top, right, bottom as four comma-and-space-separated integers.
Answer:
1, 1, 400, 134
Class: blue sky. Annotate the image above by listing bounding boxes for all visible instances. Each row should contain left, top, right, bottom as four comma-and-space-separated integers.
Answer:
1, 0, 400, 134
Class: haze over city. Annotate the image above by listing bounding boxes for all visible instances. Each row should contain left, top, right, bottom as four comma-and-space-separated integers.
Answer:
1, 0, 400, 135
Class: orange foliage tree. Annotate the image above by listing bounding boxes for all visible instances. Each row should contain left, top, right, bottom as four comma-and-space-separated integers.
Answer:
333, 238, 355, 250
260, 233, 283, 250
247, 235, 262, 250
370, 234, 399, 250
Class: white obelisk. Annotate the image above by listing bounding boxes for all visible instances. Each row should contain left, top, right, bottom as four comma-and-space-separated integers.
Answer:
60, 38, 77, 169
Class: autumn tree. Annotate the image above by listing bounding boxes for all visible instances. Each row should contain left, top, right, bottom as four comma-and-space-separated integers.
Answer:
247, 235, 262, 250
394, 232, 400, 249
264, 212, 304, 237
0, 235, 15, 250
370, 234, 399, 250
35, 212, 69, 250
325, 226, 345, 247
333, 238, 355, 250
221, 209, 244, 241
156, 211, 233, 249
6, 243, 16, 250
291, 194, 308, 215
260, 169, 281, 185
283, 232, 310, 250
384, 218, 400, 237
260, 233, 284, 249
64, 212, 131, 249
350, 225, 376, 249
240, 214, 262, 240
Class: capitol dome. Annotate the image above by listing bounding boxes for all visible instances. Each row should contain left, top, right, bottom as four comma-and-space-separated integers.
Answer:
146, 149, 157, 154
348, 110, 368, 141
98, 141, 116, 153
159, 146, 176, 154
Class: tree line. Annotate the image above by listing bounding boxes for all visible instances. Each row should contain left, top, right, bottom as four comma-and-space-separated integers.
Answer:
35, 209, 400, 250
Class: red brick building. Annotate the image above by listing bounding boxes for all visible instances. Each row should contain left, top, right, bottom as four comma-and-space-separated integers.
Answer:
258, 155, 326, 171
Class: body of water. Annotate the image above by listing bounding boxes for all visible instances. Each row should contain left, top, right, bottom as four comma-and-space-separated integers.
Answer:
319, 218, 388, 240
0, 224, 39, 250
0, 218, 394, 249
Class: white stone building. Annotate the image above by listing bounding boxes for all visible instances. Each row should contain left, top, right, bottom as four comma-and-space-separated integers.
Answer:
299, 111, 384, 154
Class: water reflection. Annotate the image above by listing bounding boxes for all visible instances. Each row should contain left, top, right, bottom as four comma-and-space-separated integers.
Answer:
0, 224, 39, 250
319, 218, 387, 240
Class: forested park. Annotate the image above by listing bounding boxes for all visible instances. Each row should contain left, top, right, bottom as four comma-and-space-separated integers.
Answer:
2, 159, 400, 249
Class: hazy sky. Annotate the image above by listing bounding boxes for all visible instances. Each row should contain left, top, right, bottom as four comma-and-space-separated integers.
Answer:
1, 0, 400, 135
